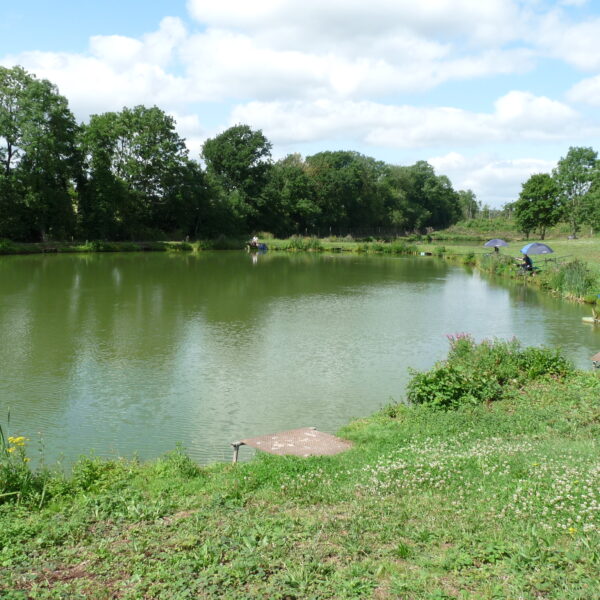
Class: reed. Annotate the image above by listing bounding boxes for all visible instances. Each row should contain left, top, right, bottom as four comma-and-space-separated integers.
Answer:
543, 259, 597, 299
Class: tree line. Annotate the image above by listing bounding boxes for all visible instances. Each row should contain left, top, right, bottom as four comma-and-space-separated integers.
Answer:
511, 147, 600, 239
0, 66, 476, 242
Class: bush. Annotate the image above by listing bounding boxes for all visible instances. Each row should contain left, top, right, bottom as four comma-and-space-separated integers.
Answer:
280, 236, 323, 251
462, 251, 476, 265
0, 239, 17, 254
407, 335, 573, 409
164, 242, 193, 251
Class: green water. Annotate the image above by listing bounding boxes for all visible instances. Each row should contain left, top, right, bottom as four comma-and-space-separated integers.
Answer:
1, 252, 598, 465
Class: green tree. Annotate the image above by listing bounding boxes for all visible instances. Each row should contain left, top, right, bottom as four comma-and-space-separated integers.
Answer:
304, 151, 386, 234
0, 66, 79, 240
514, 173, 561, 240
381, 162, 461, 232
80, 106, 206, 239
457, 189, 479, 220
263, 154, 320, 236
202, 124, 272, 232
552, 146, 600, 238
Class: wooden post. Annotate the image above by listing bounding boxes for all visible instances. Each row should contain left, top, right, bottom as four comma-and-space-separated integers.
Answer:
231, 442, 242, 464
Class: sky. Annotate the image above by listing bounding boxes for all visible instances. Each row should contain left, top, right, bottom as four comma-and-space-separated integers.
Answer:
3, 0, 600, 208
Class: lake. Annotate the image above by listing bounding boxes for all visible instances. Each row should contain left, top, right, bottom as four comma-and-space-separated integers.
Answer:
1, 251, 598, 465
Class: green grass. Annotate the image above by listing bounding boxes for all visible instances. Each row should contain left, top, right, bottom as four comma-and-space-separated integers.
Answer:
1, 346, 599, 599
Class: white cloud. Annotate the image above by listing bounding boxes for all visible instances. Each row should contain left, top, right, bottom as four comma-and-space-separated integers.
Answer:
567, 74, 600, 105
169, 111, 208, 156
559, 0, 589, 6
493, 90, 577, 130
230, 92, 583, 150
535, 11, 600, 70
429, 152, 557, 207
1, 18, 191, 118
179, 0, 534, 101
187, 0, 523, 48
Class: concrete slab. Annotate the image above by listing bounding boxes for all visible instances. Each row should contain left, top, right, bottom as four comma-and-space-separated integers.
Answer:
231, 427, 353, 462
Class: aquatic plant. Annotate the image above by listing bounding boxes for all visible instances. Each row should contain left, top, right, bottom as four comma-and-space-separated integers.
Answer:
543, 259, 597, 299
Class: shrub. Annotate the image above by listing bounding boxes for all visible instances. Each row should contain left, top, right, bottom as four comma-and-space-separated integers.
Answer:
164, 242, 193, 251
407, 335, 573, 409
389, 241, 418, 255
280, 236, 323, 251
462, 251, 476, 265
0, 239, 17, 254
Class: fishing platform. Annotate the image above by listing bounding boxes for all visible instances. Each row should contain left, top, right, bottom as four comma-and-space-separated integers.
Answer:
231, 427, 353, 463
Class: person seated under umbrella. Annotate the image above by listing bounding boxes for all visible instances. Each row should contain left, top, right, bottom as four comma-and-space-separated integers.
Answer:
520, 253, 533, 272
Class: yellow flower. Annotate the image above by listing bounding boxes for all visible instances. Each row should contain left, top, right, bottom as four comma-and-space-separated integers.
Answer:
568, 527, 576, 535
7, 436, 27, 445
23, 458, 30, 463
7, 447, 15, 453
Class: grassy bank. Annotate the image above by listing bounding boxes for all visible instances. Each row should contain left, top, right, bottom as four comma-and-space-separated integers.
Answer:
1, 339, 599, 599
266, 233, 600, 306
2, 231, 599, 307
0, 239, 197, 255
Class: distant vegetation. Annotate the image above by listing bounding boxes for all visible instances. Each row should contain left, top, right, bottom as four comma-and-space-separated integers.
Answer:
1, 66, 469, 244
2, 65, 599, 247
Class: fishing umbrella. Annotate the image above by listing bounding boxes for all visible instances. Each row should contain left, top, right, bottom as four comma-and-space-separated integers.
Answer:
520, 242, 554, 255
483, 239, 509, 248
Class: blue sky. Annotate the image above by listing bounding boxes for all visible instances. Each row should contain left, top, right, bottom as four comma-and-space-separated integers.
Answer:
3, 0, 600, 207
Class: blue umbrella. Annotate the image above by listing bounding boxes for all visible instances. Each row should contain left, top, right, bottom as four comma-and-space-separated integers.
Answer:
521, 242, 553, 255
484, 238, 508, 248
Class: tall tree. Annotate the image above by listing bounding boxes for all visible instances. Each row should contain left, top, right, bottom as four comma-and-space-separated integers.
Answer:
263, 154, 320, 236
457, 189, 479, 220
202, 124, 272, 232
382, 162, 461, 232
304, 151, 386, 234
552, 146, 599, 238
80, 106, 206, 239
0, 66, 79, 240
514, 173, 561, 240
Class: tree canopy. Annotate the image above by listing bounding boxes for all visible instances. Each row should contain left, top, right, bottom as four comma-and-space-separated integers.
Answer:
553, 146, 600, 238
514, 173, 561, 240
0, 66, 79, 240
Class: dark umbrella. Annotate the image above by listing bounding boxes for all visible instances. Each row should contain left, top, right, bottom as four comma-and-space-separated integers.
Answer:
484, 239, 509, 248
520, 242, 553, 255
